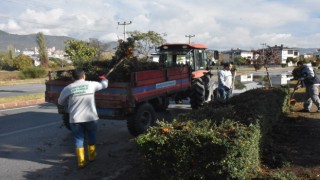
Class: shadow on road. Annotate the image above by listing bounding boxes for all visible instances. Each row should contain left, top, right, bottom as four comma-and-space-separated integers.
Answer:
0, 102, 192, 179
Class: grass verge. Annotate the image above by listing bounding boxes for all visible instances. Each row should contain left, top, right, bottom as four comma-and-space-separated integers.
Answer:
0, 93, 44, 104
0, 78, 47, 86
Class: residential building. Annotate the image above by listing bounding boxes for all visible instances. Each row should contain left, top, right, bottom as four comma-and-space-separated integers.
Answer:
280, 47, 299, 64
257, 45, 300, 66
220, 49, 253, 64
15, 46, 68, 66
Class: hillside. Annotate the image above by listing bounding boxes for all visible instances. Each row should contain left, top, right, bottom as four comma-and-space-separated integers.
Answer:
0, 30, 74, 52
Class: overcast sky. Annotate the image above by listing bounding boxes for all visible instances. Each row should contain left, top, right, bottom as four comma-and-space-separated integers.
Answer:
0, 0, 319, 50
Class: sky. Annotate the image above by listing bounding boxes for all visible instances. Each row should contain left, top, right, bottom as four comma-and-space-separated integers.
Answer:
0, 0, 319, 51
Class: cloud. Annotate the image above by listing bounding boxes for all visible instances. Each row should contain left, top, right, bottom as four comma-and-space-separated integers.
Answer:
6, 19, 21, 31
0, 0, 319, 50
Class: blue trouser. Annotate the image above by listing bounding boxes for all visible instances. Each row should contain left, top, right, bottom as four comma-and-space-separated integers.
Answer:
218, 86, 231, 100
304, 84, 320, 111
70, 121, 98, 148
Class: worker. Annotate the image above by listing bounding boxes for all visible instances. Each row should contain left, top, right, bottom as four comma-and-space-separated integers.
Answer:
217, 62, 233, 100
58, 70, 108, 168
296, 61, 320, 112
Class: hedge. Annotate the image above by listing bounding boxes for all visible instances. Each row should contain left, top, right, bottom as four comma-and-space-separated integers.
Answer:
136, 87, 290, 179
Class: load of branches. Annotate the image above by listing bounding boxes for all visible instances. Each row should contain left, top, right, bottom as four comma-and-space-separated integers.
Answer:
84, 36, 161, 82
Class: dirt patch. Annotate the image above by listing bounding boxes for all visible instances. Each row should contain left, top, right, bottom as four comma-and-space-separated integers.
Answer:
267, 91, 320, 179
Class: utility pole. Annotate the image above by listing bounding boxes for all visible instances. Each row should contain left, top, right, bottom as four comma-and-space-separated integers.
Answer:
118, 21, 132, 40
185, 35, 195, 44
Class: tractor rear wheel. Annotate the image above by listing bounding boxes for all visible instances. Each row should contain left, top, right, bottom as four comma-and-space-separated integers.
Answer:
127, 103, 156, 137
190, 78, 205, 109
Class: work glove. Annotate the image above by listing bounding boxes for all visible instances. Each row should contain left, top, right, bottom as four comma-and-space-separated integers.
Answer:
98, 74, 107, 79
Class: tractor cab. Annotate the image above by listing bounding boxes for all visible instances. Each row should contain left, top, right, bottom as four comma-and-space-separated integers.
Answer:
156, 43, 217, 108
157, 43, 211, 71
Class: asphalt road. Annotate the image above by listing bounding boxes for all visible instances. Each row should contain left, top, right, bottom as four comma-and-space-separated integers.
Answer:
0, 103, 137, 179
0, 84, 46, 98
0, 102, 192, 180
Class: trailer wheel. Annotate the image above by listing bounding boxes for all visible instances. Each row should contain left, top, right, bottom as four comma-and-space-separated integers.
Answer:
127, 103, 156, 137
62, 113, 71, 131
153, 97, 169, 112
190, 78, 205, 109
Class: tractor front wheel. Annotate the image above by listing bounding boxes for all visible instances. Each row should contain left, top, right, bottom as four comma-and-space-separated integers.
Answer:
127, 103, 156, 137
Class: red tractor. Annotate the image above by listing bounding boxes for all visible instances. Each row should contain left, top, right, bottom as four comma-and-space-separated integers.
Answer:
45, 43, 218, 136
156, 43, 217, 108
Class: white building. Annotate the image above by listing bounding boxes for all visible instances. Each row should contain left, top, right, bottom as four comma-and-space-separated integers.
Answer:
221, 49, 253, 63
280, 48, 299, 64
236, 74, 253, 82
15, 46, 68, 66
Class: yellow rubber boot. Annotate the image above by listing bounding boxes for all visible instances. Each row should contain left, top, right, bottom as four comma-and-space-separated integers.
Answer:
88, 145, 96, 162
76, 147, 86, 168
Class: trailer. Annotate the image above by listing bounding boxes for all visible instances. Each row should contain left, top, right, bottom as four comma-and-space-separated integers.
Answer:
45, 43, 217, 136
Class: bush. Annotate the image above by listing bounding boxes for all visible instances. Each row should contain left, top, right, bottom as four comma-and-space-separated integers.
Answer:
19, 67, 47, 79
136, 88, 290, 179
13, 54, 33, 70
136, 119, 261, 179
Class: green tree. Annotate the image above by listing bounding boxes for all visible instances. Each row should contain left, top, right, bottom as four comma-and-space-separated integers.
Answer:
89, 38, 111, 61
237, 57, 249, 65
127, 31, 166, 59
7, 45, 15, 60
64, 40, 98, 69
252, 47, 281, 87
37, 32, 49, 67
13, 54, 33, 70
0, 48, 15, 70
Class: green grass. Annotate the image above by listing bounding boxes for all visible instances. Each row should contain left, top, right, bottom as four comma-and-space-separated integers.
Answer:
0, 71, 20, 80
0, 71, 46, 105
0, 78, 47, 86
0, 93, 44, 104
0, 70, 47, 86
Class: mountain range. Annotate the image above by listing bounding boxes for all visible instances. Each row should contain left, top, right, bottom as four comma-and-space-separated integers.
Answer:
0, 30, 318, 55
0, 30, 75, 52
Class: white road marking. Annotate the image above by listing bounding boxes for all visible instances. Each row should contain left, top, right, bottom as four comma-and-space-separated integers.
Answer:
0, 105, 40, 112
0, 121, 60, 137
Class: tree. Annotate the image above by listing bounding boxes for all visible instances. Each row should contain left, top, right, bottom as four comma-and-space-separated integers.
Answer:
127, 31, 166, 59
13, 54, 33, 70
237, 57, 249, 65
252, 46, 281, 87
7, 45, 15, 60
0, 47, 15, 70
64, 40, 98, 69
89, 38, 111, 61
37, 32, 49, 68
